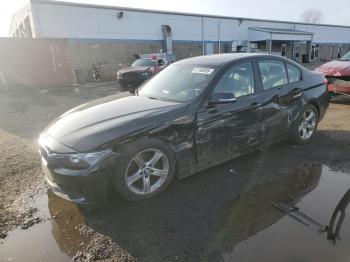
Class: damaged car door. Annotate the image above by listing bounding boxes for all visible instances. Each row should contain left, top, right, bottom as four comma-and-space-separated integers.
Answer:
195, 61, 262, 166
257, 59, 302, 142
278, 62, 304, 124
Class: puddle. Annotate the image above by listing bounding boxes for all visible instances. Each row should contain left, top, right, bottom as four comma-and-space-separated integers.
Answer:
222, 165, 350, 262
0, 164, 350, 262
0, 193, 88, 262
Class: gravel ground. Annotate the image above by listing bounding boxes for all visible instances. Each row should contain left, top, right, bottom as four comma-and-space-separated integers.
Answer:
0, 82, 349, 261
0, 82, 126, 259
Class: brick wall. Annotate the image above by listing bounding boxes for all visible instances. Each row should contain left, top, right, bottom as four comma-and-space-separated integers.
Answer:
67, 40, 163, 82
173, 43, 203, 60
67, 40, 208, 82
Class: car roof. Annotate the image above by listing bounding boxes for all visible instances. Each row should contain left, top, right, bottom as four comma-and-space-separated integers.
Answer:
175, 53, 287, 66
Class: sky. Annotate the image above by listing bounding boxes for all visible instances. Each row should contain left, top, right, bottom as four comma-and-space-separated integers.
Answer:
1, 0, 350, 37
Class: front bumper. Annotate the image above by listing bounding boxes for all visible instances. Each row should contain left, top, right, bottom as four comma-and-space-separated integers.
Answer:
41, 154, 117, 205
118, 73, 151, 86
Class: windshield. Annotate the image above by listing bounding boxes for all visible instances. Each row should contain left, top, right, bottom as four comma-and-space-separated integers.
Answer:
138, 64, 217, 102
340, 51, 350, 61
131, 58, 156, 67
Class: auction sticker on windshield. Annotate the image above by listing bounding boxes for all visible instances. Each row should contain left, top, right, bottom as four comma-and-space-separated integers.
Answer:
192, 67, 215, 74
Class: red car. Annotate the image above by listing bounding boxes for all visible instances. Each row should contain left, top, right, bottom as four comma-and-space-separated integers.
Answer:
117, 57, 168, 91
315, 51, 350, 96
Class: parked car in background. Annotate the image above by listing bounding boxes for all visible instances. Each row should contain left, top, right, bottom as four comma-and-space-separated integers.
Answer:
315, 51, 350, 96
117, 57, 168, 91
39, 54, 329, 205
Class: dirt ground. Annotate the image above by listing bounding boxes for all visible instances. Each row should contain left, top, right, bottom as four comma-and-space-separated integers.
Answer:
0, 81, 350, 262
0, 129, 46, 237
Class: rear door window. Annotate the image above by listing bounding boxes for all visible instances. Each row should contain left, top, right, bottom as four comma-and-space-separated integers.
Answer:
258, 60, 288, 90
286, 63, 302, 83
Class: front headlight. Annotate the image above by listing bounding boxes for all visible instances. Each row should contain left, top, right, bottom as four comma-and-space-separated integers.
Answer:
55, 149, 113, 169
70, 150, 112, 165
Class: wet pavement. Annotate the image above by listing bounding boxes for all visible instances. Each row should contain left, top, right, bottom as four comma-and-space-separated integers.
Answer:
1, 155, 350, 261
0, 84, 350, 261
0, 82, 121, 141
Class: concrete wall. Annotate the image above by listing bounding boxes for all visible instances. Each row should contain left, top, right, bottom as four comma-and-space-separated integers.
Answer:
0, 38, 74, 87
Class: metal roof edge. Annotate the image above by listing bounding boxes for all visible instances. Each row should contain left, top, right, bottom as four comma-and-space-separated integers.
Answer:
248, 27, 314, 35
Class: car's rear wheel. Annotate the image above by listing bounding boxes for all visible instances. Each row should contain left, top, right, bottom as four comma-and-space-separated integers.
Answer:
290, 104, 318, 144
113, 138, 176, 201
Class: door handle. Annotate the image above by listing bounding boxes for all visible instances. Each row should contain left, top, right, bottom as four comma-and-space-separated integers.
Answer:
291, 88, 303, 98
293, 93, 302, 98
250, 102, 262, 111
250, 102, 261, 106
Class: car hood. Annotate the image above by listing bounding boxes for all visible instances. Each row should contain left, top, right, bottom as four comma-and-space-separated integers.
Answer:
43, 93, 185, 152
315, 60, 350, 76
118, 66, 153, 73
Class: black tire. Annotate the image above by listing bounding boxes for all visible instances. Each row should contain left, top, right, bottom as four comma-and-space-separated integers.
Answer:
113, 138, 176, 201
127, 87, 136, 94
119, 80, 128, 88
290, 104, 319, 145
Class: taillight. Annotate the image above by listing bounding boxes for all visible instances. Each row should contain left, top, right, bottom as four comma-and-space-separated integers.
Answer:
323, 78, 329, 86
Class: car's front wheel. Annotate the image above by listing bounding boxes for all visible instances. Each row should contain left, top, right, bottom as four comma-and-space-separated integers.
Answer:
290, 104, 318, 144
118, 80, 128, 88
113, 138, 176, 201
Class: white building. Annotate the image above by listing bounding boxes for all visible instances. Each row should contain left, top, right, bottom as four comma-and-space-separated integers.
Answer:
8, 0, 350, 82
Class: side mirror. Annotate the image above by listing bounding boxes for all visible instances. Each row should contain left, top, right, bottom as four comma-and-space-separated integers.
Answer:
208, 92, 236, 105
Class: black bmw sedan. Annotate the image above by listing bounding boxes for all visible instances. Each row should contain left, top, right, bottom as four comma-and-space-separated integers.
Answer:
39, 53, 329, 205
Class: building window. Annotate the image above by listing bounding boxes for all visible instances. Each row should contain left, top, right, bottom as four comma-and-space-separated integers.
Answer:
311, 44, 319, 60
281, 44, 287, 57
330, 45, 335, 59
338, 44, 343, 59
315, 45, 319, 59
24, 16, 33, 38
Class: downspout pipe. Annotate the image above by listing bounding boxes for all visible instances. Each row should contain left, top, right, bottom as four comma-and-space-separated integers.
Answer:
218, 22, 221, 54
202, 16, 205, 55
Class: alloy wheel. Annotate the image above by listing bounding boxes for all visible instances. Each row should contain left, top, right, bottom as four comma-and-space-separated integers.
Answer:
298, 109, 317, 140
125, 149, 169, 195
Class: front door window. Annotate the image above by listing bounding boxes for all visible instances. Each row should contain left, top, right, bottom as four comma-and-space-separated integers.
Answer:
213, 62, 255, 98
